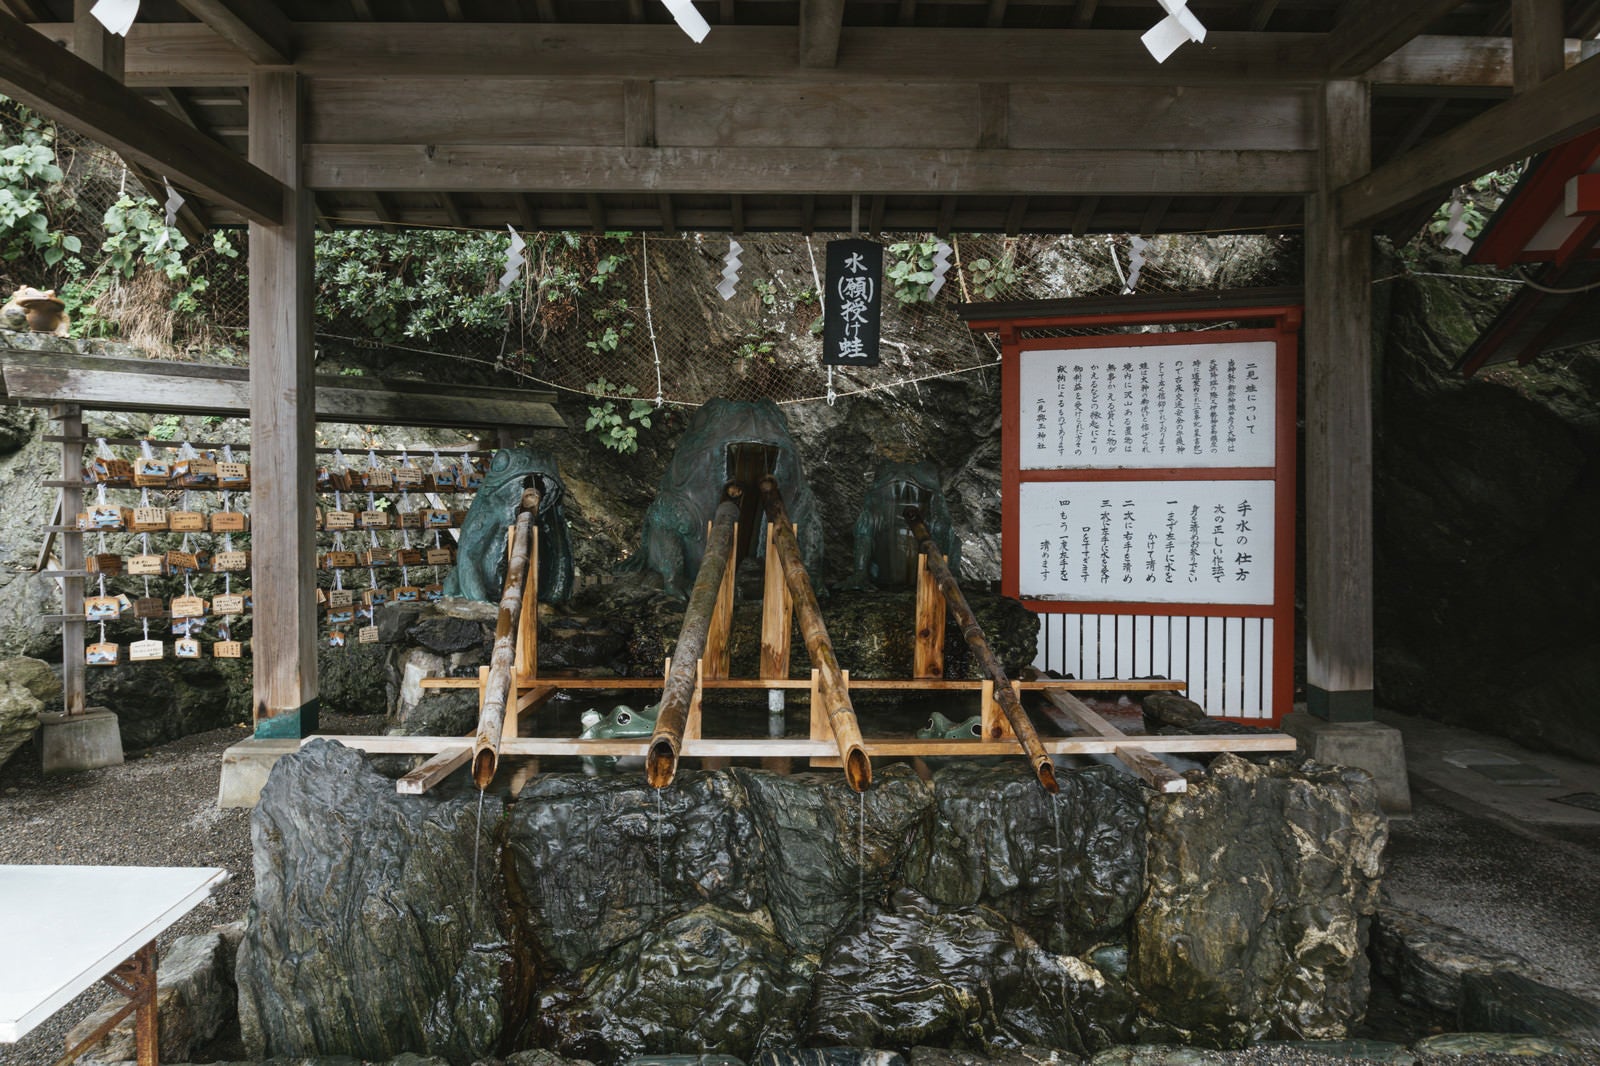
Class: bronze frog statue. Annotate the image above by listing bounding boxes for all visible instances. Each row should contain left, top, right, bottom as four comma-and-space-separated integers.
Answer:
443, 447, 574, 604
843, 460, 961, 590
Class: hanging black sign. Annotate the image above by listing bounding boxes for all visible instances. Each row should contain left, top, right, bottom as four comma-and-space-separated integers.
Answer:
822, 238, 882, 367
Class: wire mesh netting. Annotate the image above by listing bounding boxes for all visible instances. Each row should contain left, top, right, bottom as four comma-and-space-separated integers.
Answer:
2, 109, 1300, 409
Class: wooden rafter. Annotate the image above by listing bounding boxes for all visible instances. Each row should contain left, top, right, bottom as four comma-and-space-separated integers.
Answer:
1247, 0, 1278, 31
799, 0, 844, 67
367, 191, 397, 232
1340, 50, 1600, 226
174, 0, 292, 65
0, 11, 283, 224
1326, 0, 1470, 77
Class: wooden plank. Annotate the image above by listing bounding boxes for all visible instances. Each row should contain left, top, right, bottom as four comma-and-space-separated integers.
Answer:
29, 22, 1543, 90
1326, 0, 1470, 77
1306, 80, 1374, 721
1340, 50, 1600, 227
304, 144, 1316, 195
309, 78, 626, 145
515, 527, 538, 684
655, 80, 983, 149
173, 0, 292, 65
1008, 85, 1314, 151
396, 744, 472, 795
248, 69, 317, 736
798, 0, 844, 67
307, 733, 1296, 757
0, 352, 564, 429
417, 675, 1190, 693
912, 554, 945, 678
1512, 0, 1565, 93
0, 11, 283, 224
759, 522, 793, 681
1024, 668, 1185, 793
702, 522, 736, 681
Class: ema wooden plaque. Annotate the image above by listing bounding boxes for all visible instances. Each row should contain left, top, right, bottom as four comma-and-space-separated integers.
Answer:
84, 596, 121, 622
217, 461, 249, 487
322, 551, 359, 570
210, 511, 249, 533
89, 504, 128, 531
365, 468, 394, 490
170, 595, 206, 619
212, 594, 245, 615
86, 642, 120, 666
166, 550, 200, 572
327, 630, 347, 648
176, 458, 218, 486
425, 547, 454, 566
358, 510, 391, 529
327, 588, 354, 608
395, 548, 424, 567
358, 625, 380, 644
132, 596, 165, 619
324, 510, 356, 531
131, 506, 168, 531
327, 608, 355, 626
213, 640, 243, 659
128, 554, 167, 576
423, 584, 444, 601
423, 509, 452, 528
129, 638, 164, 661
360, 547, 394, 567
169, 510, 205, 532
363, 588, 390, 606
212, 550, 250, 572
133, 457, 171, 486
394, 466, 424, 486
86, 553, 123, 575
91, 457, 133, 484
398, 512, 424, 530
393, 586, 422, 603
174, 637, 202, 659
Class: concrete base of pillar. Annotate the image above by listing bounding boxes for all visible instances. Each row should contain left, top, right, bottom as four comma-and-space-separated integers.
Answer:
39, 708, 124, 773
1282, 709, 1411, 816
218, 738, 301, 808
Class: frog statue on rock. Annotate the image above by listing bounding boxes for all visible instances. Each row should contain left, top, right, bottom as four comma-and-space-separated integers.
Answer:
578, 702, 659, 775
443, 447, 575, 604
620, 398, 823, 599
843, 460, 961, 591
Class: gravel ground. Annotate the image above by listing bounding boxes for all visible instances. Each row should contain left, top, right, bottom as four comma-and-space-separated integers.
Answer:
1, 726, 1598, 1066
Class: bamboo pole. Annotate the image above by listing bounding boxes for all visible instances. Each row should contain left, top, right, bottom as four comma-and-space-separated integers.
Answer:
470, 482, 542, 789
904, 505, 1058, 793
759, 476, 872, 792
646, 483, 744, 789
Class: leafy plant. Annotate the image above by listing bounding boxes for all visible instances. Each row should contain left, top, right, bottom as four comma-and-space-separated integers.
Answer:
148, 414, 184, 441
584, 377, 654, 454
967, 246, 1019, 299
886, 239, 943, 304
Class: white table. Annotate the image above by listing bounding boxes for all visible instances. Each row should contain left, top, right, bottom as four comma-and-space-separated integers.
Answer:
0, 865, 228, 1062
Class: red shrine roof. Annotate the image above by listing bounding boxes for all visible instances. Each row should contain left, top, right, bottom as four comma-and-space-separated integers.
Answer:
1457, 130, 1600, 377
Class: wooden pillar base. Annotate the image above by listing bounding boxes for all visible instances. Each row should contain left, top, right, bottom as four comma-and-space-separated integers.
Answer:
1306, 686, 1374, 723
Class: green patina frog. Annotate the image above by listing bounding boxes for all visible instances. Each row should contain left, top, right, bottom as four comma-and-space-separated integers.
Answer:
916, 710, 984, 740
578, 702, 660, 776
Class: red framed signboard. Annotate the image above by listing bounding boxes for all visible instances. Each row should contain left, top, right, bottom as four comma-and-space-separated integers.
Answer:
972, 304, 1300, 724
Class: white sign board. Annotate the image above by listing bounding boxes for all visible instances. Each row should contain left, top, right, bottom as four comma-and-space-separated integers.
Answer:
1017, 341, 1276, 470
1017, 480, 1275, 605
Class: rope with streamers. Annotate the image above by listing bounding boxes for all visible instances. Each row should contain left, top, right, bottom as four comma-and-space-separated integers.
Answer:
804, 236, 836, 406
642, 231, 665, 408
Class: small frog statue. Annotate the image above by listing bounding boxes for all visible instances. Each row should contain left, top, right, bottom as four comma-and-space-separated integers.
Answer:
1, 286, 69, 335
915, 710, 984, 740
578, 702, 660, 776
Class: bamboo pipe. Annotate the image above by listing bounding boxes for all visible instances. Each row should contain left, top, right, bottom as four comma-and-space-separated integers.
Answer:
758, 476, 872, 792
903, 505, 1059, 793
470, 482, 543, 789
646, 483, 744, 789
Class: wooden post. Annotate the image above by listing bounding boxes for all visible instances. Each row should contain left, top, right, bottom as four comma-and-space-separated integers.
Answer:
702, 521, 736, 680
248, 70, 318, 738
760, 522, 794, 679
514, 526, 538, 684
1512, 0, 1564, 95
912, 553, 945, 679
56, 405, 85, 716
1305, 79, 1374, 722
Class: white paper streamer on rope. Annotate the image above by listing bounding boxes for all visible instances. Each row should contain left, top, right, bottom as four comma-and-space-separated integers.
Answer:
659, 0, 711, 42
926, 240, 954, 300
499, 225, 527, 293
1125, 235, 1149, 292
89, 0, 139, 36
1141, 0, 1206, 63
1442, 198, 1475, 256
163, 178, 185, 229
716, 239, 744, 301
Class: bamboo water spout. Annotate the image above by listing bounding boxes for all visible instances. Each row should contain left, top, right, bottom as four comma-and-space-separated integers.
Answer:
903, 505, 1058, 793
646, 482, 744, 789
759, 475, 872, 792
470, 481, 542, 789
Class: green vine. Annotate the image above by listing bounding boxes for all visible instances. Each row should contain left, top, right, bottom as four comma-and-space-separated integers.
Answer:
583, 377, 654, 454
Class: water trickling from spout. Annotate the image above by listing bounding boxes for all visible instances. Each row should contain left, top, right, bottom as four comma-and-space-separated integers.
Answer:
656, 789, 666, 908
857, 790, 867, 919
1051, 797, 1066, 951
471, 786, 486, 927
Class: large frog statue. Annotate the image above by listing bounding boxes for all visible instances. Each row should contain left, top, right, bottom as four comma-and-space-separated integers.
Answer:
844, 460, 960, 590
620, 398, 823, 598
578, 702, 659, 776
443, 447, 575, 604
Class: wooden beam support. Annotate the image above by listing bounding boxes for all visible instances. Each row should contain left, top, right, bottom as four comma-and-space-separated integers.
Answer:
248, 70, 318, 739
305, 144, 1315, 195
515, 192, 539, 230
659, 193, 678, 235
0, 11, 284, 223
174, 0, 292, 64
1568, 172, 1600, 215
1340, 51, 1600, 227
799, 0, 844, 67
586, 192, 606, 234
1004, 195, 1028, 236
1326, 0, 1468, 77
1305, 80, 1374, 723
1247, 0, 1278, 31
1512, 0, 1565, 93
55, 406, 85, 716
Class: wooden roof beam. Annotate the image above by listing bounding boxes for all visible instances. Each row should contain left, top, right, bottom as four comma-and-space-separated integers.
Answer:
1327, 0, 1469, 77
799, 0, 844, 67
1512, 0, 1564, 93
174, 0, 292, 65
1340, 51, 1600, 227
0, 11, 283, 224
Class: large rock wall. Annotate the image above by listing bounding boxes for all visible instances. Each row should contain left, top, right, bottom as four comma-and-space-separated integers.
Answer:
237, 743, 1385, 1065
